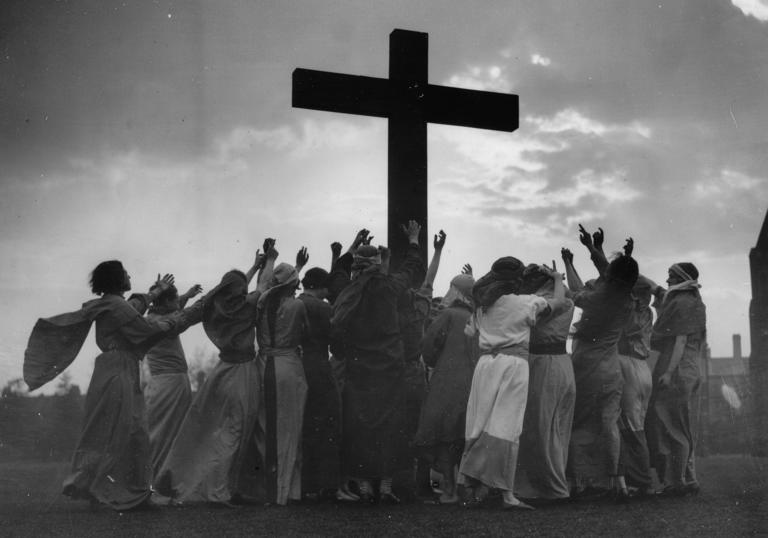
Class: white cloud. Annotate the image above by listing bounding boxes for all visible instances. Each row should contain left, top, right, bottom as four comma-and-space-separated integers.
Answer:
731, 0, 768, 21
694, 168, 765, 199
531, 53, 552, 67
526, 109, 651, 138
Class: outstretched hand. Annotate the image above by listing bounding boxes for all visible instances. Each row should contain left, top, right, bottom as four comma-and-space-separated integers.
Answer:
400, 220, 422, 244
154, 273, 175, 292
186, 284, 203, 298
561, 248, 574, 265
578, 224, 593, 249
351, 229, 370, 250
462, 263, 473, 276
433, 230, 446, 250
265, 240, 279, 260
592, 227, 605, 250
262, 238, 275, 255
623, 237, 634, 258
295, 247, 309, 269
330, 242, 342, 257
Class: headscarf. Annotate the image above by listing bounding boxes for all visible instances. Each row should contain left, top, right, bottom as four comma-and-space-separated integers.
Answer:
441, 274, 475, 309
257, 263, 299, 309
351, 245, 382, 272
256, 263, 300, 346
664, 262, 701, 301
202, 270, 257, 356
520, 264, 551, 295
472, 256, 525, 310
652, 263, 706, 344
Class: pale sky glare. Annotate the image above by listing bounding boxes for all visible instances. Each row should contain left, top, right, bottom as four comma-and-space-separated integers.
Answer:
1, 0, 767, 391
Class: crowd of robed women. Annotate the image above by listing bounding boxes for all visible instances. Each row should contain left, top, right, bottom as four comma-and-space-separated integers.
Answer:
22, 220, 706, 512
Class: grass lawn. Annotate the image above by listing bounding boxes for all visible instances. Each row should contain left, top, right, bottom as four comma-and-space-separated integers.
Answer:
1, 455, 765, 537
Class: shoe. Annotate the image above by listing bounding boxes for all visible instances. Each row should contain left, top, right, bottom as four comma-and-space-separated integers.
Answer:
358, 492, 376, 505
613, 488, 630, 504
127, 498, 162, 512
380, 491, 401, 505
683, 483, 701, 496
658, 485, 687, 497
502, 500, 535, 511
335, 488, 360, 502
213, 500, 242, 509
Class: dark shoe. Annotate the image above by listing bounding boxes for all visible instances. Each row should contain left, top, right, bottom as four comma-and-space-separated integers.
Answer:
683, 483, 701, 496
335, 487, 360, 502
613, 488, 630, 504
358, 492, 376, 505
658, 485, 687, 497
127, 498, 162, 512
380, 491, 401, 505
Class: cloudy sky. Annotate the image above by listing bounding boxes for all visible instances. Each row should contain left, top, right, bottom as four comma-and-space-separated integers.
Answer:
2, 0, 767, 391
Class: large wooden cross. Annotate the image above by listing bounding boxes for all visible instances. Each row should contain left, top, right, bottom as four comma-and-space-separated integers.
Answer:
293, 29, 519, 266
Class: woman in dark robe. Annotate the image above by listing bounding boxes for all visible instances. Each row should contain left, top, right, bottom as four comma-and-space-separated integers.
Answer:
413, 273, 476, 505
330, 221, 425, 504
23, 261, 198, 511
297, 267, 346, 501
646, 262, 706, 496
561, 226, 638, 500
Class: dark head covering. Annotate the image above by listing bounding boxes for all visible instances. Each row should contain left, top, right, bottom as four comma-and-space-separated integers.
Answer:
605, 254, 639, 290
202, 270, 257, 360
472, 256, 525, 310
352, 245, 382, 272
302, 267, 330, 290
520, 264, 551, 294
670, 262, 699, 281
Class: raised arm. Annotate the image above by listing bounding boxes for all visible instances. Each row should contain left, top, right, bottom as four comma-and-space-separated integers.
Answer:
245, 248, 267, 285
579, 224, 609, 277
561, 248, 585, 292
537, 264, 568, 318
422, 230, 446, 290
389, 220, 424, 291
330, 241, 342, 271
129, 273, 176, 313
256, 245, 277, 293
178, 284, 203, 309
295, 247, 309, 274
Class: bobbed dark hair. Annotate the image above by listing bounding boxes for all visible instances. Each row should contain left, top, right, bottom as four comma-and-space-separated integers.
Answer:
302, 267, 330, 290
90, 260, 126, 295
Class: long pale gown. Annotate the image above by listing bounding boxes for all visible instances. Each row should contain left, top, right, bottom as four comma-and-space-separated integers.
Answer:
458, 293, 548, 502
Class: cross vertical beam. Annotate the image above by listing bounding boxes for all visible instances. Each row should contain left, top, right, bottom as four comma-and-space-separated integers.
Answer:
388, 30, 428, 268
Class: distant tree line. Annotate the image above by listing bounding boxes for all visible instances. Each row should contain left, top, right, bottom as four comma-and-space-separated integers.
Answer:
1, 348, 219, 462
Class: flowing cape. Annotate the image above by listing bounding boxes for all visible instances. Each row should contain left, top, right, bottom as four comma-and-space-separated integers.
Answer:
23, 296, 138, 391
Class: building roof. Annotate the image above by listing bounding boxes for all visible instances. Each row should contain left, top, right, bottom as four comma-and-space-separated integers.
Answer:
707, 358, 749, 377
